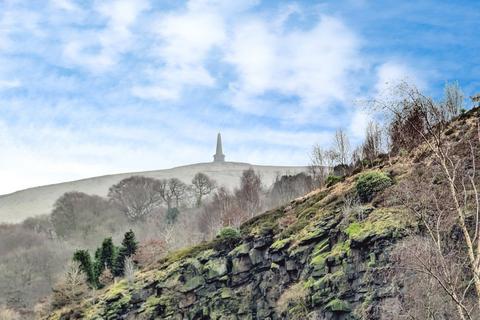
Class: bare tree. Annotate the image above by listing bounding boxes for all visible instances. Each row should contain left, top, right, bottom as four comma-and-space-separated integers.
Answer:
375, 83, 480, 318
270, 173, 313, 206
361, 121, 383, 164
50, 192, 118, 239
442, 81, 464, 120
158, 179, 173, 210
124, 257, 136, 286
192, 173, 216, 207
333, 129, 350, 167
236, 168, 263, 218
309, 144, 328, 187
51, 261, 89, 308
168, 178, 188, 208
108, 176, 163, 221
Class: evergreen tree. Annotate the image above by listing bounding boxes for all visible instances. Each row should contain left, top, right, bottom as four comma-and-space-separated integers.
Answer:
99, 237, 116, 270
122, 230, 138, 256
113, 246, 127, 277
73, 249, 96, 286
113, 230, 138, 276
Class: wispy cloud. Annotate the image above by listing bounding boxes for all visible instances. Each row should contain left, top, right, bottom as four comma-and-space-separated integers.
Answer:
0, 0, 478, 194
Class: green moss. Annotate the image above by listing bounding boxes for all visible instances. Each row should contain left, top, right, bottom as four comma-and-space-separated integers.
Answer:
280, 218, 310, 239
270, 238, 291, 251
309, 239, 330, 269
326, 175, 342, 187
240, 208, 283, 236
196, 249, 216, 261
103, 280, 129, 300
310, 254, 327, 268
368, 252, 376, 267
271, 262, 280, 270
298, 206, 318, 219
229, 243, 250, 256
326, 298, 351, 312
220, 287, 233, 299
315, 269, 345, 289
181, 275, 205, 292
163, 241, 215, 265
327, 241, 351, 260
105, 293, 131, 317
140, 296, 162, 317
345, 207, 410, 243
203, 258, 227, 279
312, 239, 329, 256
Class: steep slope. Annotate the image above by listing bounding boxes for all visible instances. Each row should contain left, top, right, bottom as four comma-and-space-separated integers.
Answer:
47, 165, 414, 320
47, 109, 479, 320
0, 162, 306, 223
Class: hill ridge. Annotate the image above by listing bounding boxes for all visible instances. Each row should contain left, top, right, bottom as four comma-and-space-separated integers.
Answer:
0, 162, 308, 223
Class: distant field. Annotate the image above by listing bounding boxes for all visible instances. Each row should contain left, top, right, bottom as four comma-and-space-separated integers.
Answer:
0, 162, 307, 223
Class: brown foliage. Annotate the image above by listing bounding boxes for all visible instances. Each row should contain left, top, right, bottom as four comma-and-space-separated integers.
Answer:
134, 239, 167, 267
51, 261, 89, 309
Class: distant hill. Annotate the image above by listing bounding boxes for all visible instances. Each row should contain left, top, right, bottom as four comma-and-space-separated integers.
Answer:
0, 162, 307, 223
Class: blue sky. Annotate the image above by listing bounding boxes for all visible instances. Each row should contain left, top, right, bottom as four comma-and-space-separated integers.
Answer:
0, 0, 478, 194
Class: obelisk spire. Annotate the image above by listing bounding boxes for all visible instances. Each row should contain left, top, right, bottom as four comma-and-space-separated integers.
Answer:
213, 133, 225, 162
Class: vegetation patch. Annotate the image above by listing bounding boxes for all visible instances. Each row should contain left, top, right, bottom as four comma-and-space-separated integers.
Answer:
326, 298, 351, 312
217, 227, 240, 240
240, 208, 283, 236
326, 175, 343, 187
270, 237, 291, 251
355, 171, 393, 202
345, 207, 410, 244
140, 296, 162, 317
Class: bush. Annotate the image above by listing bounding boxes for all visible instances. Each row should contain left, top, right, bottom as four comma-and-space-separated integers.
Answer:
325, 175, 342, 187
276, 282, 308, 319
356, 171, 392, 202
216, 227, 240, 240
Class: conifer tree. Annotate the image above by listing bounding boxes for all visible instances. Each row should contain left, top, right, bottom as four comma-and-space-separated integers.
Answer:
122, 230, 138, 256
113, 230, 138, 276
99, 237, 116, 271
73, 249, 95, 286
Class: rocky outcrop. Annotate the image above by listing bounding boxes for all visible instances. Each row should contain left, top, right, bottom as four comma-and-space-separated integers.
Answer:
49, 179, 413, 320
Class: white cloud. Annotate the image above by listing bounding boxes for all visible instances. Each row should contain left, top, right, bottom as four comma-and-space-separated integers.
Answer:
133, 1, 230, 100
225, 14, 362, 117
0, 79, 21, 89
62, 0, 149, 71
348, 109, 371, 142
375, 61, 424, 95
131, 85, 179, 101
0, 0, 434, 195
50, 0, 79, 11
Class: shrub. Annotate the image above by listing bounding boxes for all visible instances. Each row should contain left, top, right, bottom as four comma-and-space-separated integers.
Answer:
217, 227, 240, 240
51, 261, 89, 308
356, 171, 392, 202
325, 175, 342, 187
276, 282, 308, 319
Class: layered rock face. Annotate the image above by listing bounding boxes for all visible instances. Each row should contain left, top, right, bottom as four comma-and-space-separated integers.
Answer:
50, 180, 411, 320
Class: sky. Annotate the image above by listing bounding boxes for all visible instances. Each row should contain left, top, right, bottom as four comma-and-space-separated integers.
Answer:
0, 0, 479, 194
